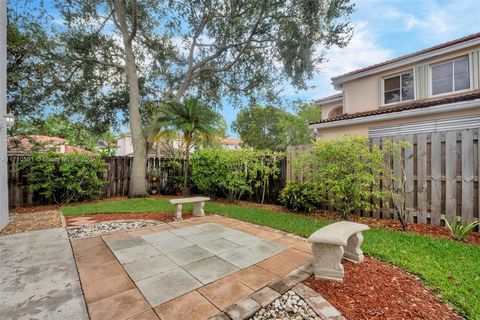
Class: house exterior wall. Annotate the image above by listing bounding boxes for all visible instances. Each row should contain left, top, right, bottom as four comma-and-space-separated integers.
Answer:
315, 106, 480, 139
342, 46, 480, 114
319, 100, 343, 119
115, 135, 134, 156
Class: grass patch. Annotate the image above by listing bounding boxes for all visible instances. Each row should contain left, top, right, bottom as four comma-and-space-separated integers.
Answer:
206, 202, 480, 319
61, 198, 193, 216
62, 198, 480, 319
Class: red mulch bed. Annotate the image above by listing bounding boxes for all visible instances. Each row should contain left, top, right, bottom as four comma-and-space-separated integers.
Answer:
304, 257, 461, 320
65, 212, 193, 226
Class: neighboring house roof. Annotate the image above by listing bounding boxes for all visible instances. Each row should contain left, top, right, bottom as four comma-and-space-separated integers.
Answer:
220, 138, 241, 145
310, 90, 480, 125
313, 92, 343, 104
7, 135, 95, 155
332, 32, 480, 84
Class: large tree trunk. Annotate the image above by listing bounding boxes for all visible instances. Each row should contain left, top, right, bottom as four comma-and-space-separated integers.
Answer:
182, 135, 191, 196
114, 0, 148, 197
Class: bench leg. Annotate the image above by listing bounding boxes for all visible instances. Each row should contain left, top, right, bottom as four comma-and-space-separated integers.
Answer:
343, 232, 364, 263
311, 243, 344, 281
193, 202, 205, 217
174, 204, 183, 220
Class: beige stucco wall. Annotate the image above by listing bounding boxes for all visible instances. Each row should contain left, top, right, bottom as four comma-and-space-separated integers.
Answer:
315, 106, 480, 140
318, 100, 343, 119
342, 45, 480, 114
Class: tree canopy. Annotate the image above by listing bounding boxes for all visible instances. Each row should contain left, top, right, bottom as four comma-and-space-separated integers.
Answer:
7, 0, 354, 196
232, 103, 321, 151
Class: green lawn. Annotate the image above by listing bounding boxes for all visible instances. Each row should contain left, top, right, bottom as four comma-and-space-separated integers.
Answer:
61, 198, 480, 319
61, 198, 193, 216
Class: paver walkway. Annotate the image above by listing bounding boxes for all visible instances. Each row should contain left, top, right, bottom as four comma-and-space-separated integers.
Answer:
72, 215, 313, 320
0, 228, 88, 320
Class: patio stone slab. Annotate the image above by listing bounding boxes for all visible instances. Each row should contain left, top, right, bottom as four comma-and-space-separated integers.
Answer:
224, 298, 261, 320
123, 254, 177, 281
150, 236, 193, 253
141, 230, 179, 243
79, 261, 135, 303
183, 256, 240, 284
250, 287, 281, 308
136, 267, 202, 306
108, 237, 148, 251
127, 309, 160, 320
182, 231, 220, 244
198, 238, 241, 255
87, 288, 150, 320
256, 248, 311, 276
113, 244, 160, 264
0, 228, 88, 320
170, 226, 204, 237
231, 265, 278, 290
197, 276, 254, 311
219, 240, 286, 269
194, 223, 226, 232
220, 231, 261, 246
154, 290, 219, 320
164, 245, 215, 266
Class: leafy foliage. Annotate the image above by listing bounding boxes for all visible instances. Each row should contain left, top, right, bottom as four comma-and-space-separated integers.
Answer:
232, 104, 319, 151
445, 218, 479, 242
190, 148, 281, 202
19, 151, 107, 204
9, 114, 116, 153
296, 135, 385, 219
381, 139, 412, 231
279, 181, 321, 212
153, 98, 226, 194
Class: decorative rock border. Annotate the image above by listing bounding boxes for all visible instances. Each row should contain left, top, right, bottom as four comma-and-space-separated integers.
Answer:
67, 220, 165, 239
210, 261, 344, 320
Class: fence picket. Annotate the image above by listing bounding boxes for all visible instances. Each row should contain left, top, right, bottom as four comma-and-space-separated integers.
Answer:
416, 134, 428, 224
405, 135, 415, 223
445, 131, 457, 223
461, 130, 474, 224
431, 132, 442, 225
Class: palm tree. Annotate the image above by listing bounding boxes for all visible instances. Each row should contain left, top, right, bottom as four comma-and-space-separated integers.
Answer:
153, 98, 225, 195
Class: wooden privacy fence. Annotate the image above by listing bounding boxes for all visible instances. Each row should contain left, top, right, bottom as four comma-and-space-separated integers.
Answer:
8, 155, 287, 208
286, 128, 480, 226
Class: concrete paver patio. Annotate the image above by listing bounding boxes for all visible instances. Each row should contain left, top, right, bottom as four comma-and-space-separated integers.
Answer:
0, 228, 88, 320
72, 215, 314, 320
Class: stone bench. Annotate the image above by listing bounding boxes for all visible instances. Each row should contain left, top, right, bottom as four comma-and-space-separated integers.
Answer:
169, 196, 210, 220
308, 221, 369, 281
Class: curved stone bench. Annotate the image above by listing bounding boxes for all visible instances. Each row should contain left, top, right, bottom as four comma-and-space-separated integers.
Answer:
308, 221, 369, 281
169, 196, 210, 220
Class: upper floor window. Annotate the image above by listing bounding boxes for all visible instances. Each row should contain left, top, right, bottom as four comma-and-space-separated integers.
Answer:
383, 71, 414, 105
431, 55, 470, 95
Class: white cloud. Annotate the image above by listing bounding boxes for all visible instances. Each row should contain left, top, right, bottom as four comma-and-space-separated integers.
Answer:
320, 21, 393, 76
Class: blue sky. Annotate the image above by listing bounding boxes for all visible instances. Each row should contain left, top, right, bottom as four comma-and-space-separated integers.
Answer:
26, 0, 480, 137
222, 0, 480, 137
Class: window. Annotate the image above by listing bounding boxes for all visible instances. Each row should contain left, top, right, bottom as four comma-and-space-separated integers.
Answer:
383, 71, 414, 104
431, 55, 470, 95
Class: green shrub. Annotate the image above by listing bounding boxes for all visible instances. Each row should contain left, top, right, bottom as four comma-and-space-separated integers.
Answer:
190, 148, 280, 202
20, 151, 107, 203
279, 181, 321, 212
296, 135, 386, 219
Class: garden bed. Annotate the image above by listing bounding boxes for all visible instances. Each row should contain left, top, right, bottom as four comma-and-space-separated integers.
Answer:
304, 257, 462, 320
0, 209, 62, 236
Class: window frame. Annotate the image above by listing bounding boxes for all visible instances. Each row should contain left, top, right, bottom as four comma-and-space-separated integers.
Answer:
381, 69, 416, 106
428, 54, 472, 97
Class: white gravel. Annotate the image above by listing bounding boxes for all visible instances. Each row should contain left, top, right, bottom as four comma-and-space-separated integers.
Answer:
250, 290, 320, 320
67, 220, 164, 239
